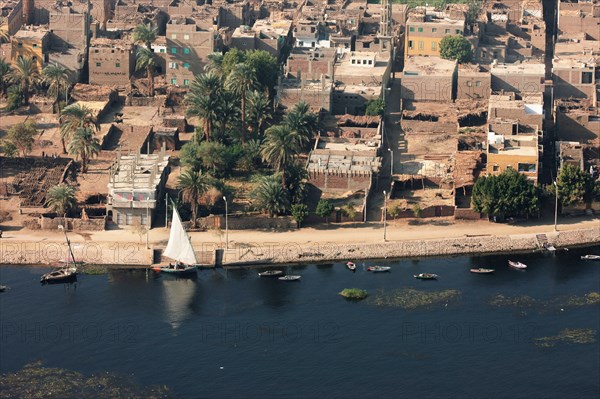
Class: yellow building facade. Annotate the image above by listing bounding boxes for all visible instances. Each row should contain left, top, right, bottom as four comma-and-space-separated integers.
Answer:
404, 15, 465, 59
11, 28, 49, 71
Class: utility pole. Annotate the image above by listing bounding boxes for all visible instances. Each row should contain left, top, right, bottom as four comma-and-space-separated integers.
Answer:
554, 181, 558, 232
383, 190, 388, 242
165, 192, 169, 229
223, 196, 229, 250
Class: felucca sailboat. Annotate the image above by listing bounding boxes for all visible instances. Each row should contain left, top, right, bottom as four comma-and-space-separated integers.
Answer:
154, 203, 199, 276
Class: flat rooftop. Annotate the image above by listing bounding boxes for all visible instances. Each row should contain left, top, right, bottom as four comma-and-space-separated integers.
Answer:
253, 18, 292, 38
307, 152, 382, 175
488, 133, 538, 156
14, 27, 48, 39
491, 62, 545, 75
404, 56, 456, 76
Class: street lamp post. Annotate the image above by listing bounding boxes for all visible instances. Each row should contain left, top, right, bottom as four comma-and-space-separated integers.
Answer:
223, 196, 229, 250
165, 193, 169, 229
388, 147, 393, 177
383, 190, 388, 241
553, 181, 558, 232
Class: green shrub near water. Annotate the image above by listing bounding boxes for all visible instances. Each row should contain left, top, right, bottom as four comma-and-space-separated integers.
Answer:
339, 288, 369, 300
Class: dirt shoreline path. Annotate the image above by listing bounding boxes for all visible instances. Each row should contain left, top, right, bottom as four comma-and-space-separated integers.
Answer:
0, 217, 598, 267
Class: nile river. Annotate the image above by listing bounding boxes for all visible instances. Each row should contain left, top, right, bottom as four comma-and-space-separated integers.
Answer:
1, 247, 599, 398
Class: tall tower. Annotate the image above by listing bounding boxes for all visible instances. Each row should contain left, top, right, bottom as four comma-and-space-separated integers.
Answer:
378, 0, 392, 51
22, 0, 33, 25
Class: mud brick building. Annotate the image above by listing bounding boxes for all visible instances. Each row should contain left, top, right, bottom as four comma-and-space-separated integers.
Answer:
88, 38, 135, 87
401, 56, 457, 103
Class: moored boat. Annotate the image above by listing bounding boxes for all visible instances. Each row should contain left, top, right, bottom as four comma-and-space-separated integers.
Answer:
346, 262, 356, 271
258, 270, 284, 277
581, 255, 600, 261
414, 273, 438, 280
470, 268, 495, 274
367, 266, 391, 273
40, 267, 77, 284
0, 285, 7, 292
508, 260, 527, 269
158, 202, 201, 276
278, 275, 301, 281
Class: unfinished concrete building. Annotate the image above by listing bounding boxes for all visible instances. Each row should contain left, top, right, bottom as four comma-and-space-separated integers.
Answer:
284, 47, 336, 81
229, 18, 293, 59
107, 149, 170, 227
554, 98, 600, 142
1, 0, 23, 36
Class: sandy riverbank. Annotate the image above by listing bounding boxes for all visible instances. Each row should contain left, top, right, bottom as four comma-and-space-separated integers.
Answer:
1, 223, 598, 267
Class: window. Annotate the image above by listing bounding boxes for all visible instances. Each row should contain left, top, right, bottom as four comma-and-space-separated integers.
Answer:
183, 79, 190, 86
32, 44, 38, 48
126, 214, 133, 226
298, 41, 304, 46
456, 29, 462, 34
582, 72, 593, 84
431, 42, 437, 50
467, 81, 473, 87
409, 27, 415, 32
368, 60, 373, 65
351, 59, 356, 64
492, 165, 499, 172
171, 78, 177, 85
475, 81, 481, 87
184, 34, 189, 40
171, 47, 177, 54
432, 28, 438, 33
96, 62, 101, 67
418, 41, 424, 50
115, 63, 120, 68
141, 213, 148, 226
94, 49, 99, 53
183, 62, 190, 69
518, 163, 536, 173
117, 213, 125, 225
408, 40, 413, 49
183, 48, 190, 54
445, 29, 450, 34
160, 49, 165, 53
17, 42, 22, 48
171, 34, 177, 39
418, 27, 423, 33
169, 62, 177, 69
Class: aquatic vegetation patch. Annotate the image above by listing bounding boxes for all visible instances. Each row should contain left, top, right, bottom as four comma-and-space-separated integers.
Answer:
488, 292, 600, 310
339, 288, 368, 300
0, 361, 172, 399
367, 288, 461, 309
80, 266, 108, 275
534, 329, 597, 348
488, 294, 536, 308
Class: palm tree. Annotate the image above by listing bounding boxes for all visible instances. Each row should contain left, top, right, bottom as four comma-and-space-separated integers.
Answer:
60, 103, 98, 154
9, 56, 40, 105
214, 91, 240, 141
132, 22, 157, 50
135, 47, 156, 97
204, 52, 224, 77
0, 59, 11, 98
225, 63, 257, 143
47, 183, 77, 223
185, 72, 223, 140
261, 124, 302, 187
250, 174, 290, 217
42, 64, 70, 112
246, 90, 272, 139
68, 127, 100, 173
177, 169, 210, 227
0, 17, 9, 43
284, 101, 317, 148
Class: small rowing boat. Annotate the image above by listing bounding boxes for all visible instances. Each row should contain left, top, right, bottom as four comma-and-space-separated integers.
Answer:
508, 260, 527, 269
470, 268, 495, 274
0, 285, 7, 292
258, 270, 283, 277
278, 275, 301, 281
346, 262, 356, 271
367, 266, 391, 273
581, 255, 600, 261
414, 273, 438, 280
40, 267, 77, 284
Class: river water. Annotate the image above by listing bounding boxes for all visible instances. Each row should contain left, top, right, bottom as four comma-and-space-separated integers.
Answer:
1, 247, 599, 398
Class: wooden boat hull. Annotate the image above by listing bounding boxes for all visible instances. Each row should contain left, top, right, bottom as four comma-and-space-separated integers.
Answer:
258, 270, 283, 277
278, 275, 301, 281
346, 262, 356, 271
368, 266, 391, 273
41, 271, 77, 284
508, 261, 527, 269
158, 266, 197, 276
414, 273, 438, 280
0, 285, 7, 292
581, 255, 600, 261
470, 268, 495, 274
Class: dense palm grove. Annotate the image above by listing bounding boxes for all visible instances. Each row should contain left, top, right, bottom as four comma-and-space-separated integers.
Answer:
0, 22, 320, 223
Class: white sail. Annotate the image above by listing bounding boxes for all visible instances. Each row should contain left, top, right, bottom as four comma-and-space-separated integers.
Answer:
162, 205, 198, 265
